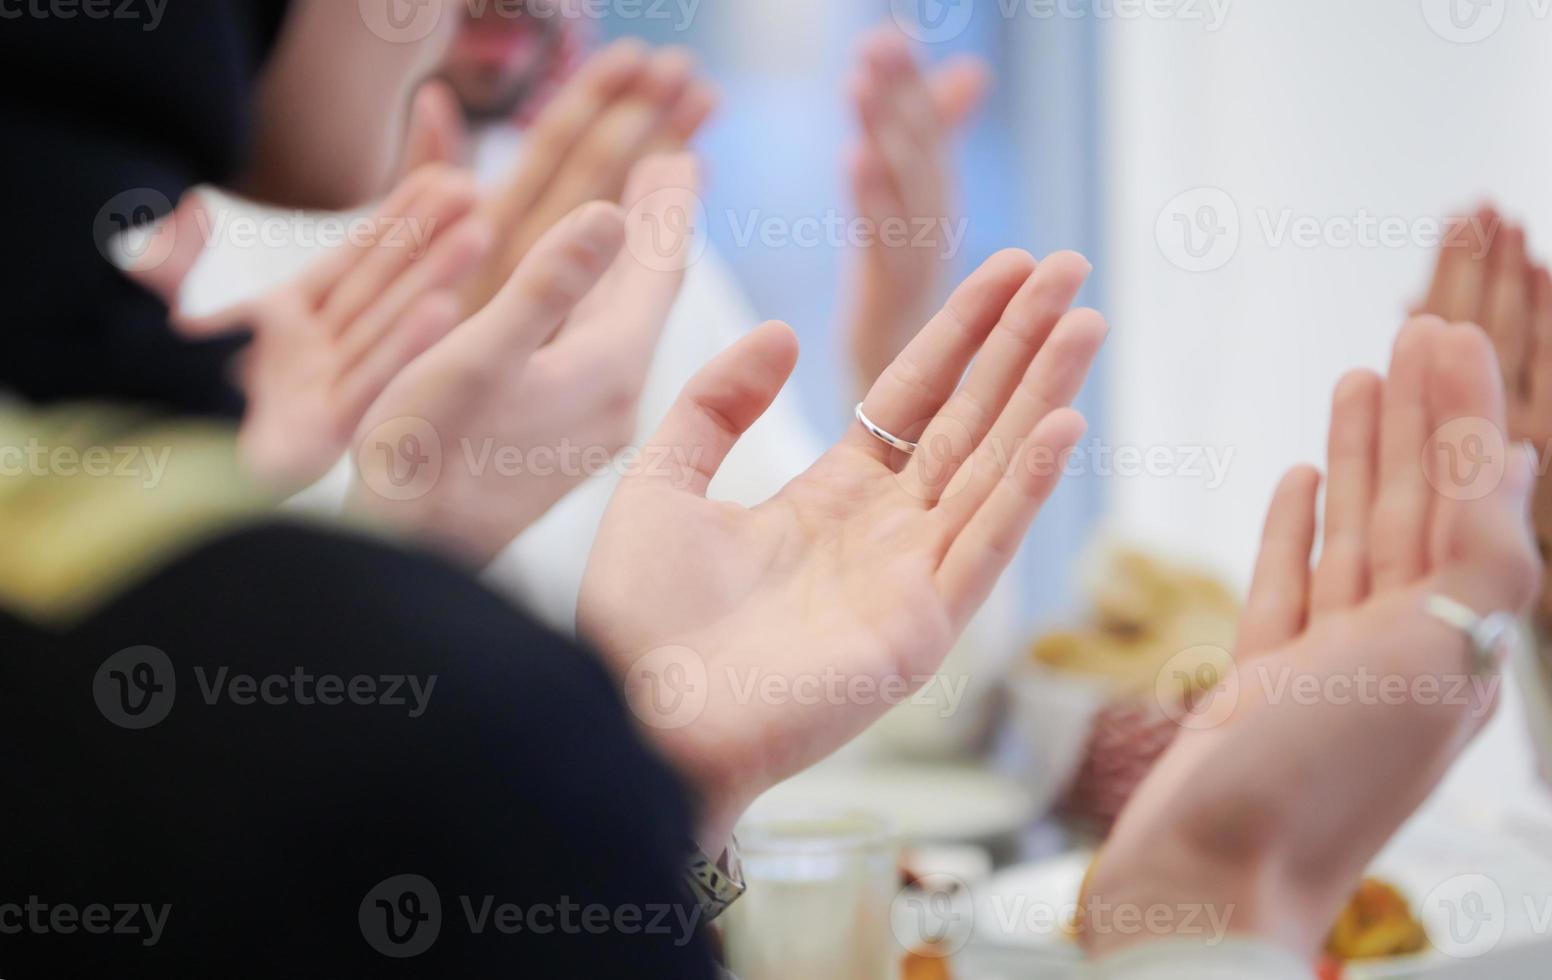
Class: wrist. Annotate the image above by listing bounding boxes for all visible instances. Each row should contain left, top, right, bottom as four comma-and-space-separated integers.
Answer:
1082, 830, 1327, 962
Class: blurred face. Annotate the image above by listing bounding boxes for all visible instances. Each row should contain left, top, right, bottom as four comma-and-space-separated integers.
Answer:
235, 0, 464, 211
439, 1, 564, 121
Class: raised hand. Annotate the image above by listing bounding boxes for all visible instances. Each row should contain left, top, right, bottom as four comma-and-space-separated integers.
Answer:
347, 154, 698, 565
844, 28, 989, 393
579, 250, 1106, 852
1083, 319, 1540, 961
1417, 207, 1552, 619
461, 40, 717, 313
168, 166, 492, 490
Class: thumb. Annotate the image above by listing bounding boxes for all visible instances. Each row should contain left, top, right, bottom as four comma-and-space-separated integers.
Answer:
638, 321, 800, 496
122, 190, 213, 308
460, 200, 626, 363
1428, 325, 1542, 614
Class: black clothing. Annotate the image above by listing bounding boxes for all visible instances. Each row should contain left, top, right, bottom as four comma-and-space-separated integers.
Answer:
0, 523, 716, 977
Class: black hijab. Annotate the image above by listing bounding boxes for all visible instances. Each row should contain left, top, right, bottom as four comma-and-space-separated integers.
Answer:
0, 1, 293, 417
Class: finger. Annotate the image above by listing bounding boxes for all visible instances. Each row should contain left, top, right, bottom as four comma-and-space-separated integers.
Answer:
1421, 215, 1467, 318
861, 30, 942, 152
533, 49, 696, 225
400, 79, 466, 174
459, 201, 626, 364
1530, 267, 1552, 428
1436, 206, 1498, 324
1426, 326, 1540, 614
856, 53, 941, 213
1309, 370, 1383, 617
638, 320, 800, 496
648, 79, 719, 154
295, 166, 438, 300
124, 189, 214, 310
929, 307, 1108, 528
1425, 324, 1512, 570
487, 39, 652, 223
1483, 222, 1530, 395
334, 291, 463, 434
335, 214, 493, 374
927, 55, 991, 130
847, 249, 1040, 463
562, 153, 698, 352
1235, 466, 1321, 657
899, 251, 1092, 503
1370, 317, 1447, 590
936, 408, 1087, 630
318, 168, 478, 327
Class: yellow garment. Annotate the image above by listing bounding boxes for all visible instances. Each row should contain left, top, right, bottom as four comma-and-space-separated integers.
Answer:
0, 404, 275, 624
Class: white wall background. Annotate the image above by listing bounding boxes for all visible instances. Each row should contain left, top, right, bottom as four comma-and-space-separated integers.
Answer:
1103, 0, 1552, 584
1101, 0, 1552, 813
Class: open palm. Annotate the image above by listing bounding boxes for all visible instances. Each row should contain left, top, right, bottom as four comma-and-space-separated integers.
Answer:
580, 250, 1107, 849
170, 166, 491, 490
349, 155, 697, 565
1084, 319, 1541, 961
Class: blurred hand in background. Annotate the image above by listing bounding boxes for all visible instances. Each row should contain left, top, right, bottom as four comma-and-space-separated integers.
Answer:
457, 39, 717, 314
1417, 206, 1552, 622
134, 166, 493, 492
843, 28, 990, 395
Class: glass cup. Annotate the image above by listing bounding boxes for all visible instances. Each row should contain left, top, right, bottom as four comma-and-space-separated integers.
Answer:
721, 811, 900, 980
